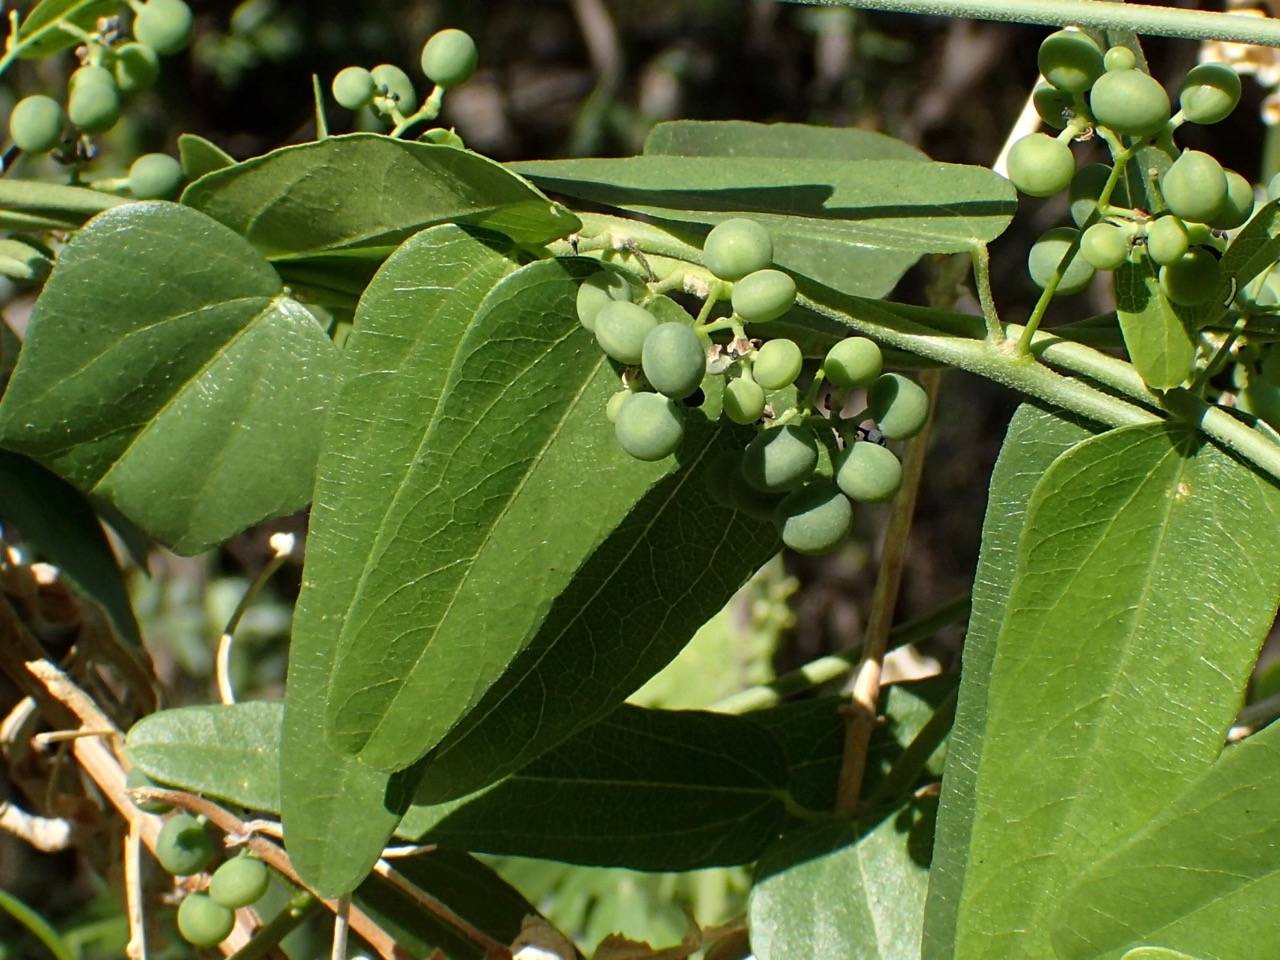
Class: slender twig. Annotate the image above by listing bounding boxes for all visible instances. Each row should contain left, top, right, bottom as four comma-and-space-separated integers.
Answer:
124, 819, 146, 960
0, 799, 73, 851
969, 244, 1003, 342
372, 861, 511, 958
330, 897, 350, 960
217, 533, 295, 705
866, 687, 959, 807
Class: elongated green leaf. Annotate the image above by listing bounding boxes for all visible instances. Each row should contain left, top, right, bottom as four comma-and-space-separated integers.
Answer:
15, 0, 118, 57
0, 180, 126, 230
750, 800, 936, 960
511, 155, 1015, 299
182, 133, 579, 260
923, 404, 1095, 959
643, 120, 927, 162
0, 321, 18, 396
0, 451, 139, 644
178, 133, 235, 181
400, 705, 790, 870
1053, 720, 1280, 960
1114, 258, 1195, 389
1224, 198, 1280, 290
282, 224, 516, 897
0, 202, 339, 554
950, 423, 1280, 960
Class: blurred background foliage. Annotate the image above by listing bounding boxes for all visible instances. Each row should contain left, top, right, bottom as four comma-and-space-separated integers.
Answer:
1, 0, 1274, 956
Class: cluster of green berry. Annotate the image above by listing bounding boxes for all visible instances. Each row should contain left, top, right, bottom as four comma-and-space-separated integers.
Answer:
7, 0, 191, 187
128, 770, 271, 948
1008, 29, 1248, 305
330, 27, 476, 140
576, 218, 929, 555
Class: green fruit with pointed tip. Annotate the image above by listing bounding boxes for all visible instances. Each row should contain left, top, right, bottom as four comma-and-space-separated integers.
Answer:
836, 441, 902, 504
703, 218, 773, 281
332, 66, 377, 110
606, 390, 631, 423
595, 301, 656, 364
1161, 150, 1228, 224
642, 322, 705, 399
742, 425, 819, 493
177, 893, 234, 947
9, 96, 63, 153
67, 66, 120, 133
126, 767, 171, 814
1145, 215, 1189, 266
1038, 29, 1104, 94
155, 814, 214, 876
724, 375, 766, 424
1103, 46, 1136, 72
371, 64, 418, 116
576, 271, 632, 331
1179, 62, 1241, 125
867, 373, 929, 440
1089, 68, 1170, 136
133, 0, 194, 55
1032, 83, 1072, 130
1159, 249, 1222, 306
1210, 169, 1254, 230
1080, 222, 1129, 270
614, 392, 683, 461
774, 481, 853, 555
129, 153, 183, 199
113, 42, 160, 93
420, 28, 478, 89
1028, 227, 1095, 295
823, 337, 883, 389
1005, 133, 1075, 198
753, 338, 803, 390
209, 856, 270, 909
732, 269, 796, 323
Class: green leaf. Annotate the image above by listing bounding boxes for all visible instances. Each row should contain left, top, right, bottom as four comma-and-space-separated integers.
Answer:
14, 0, 118, 58
643, 120, 927, 162
511, 155, 1015, 298
127, 702, 281, 811
0, 321, 18, 396
1224, 198, 1280, 290
182, 133, 580, 261
1053, 720, 1280, 960
0, 180, 127, 231
923, 404, 1094, 960
178, 133, 235, 181
1114, 258, 1196, 390
282, 224, 516, 897
399, 705, 791, 870
750, 800, 936, 960
949, 423, 1280, 960
0, 451, 139, 644
0, 202, 340, 554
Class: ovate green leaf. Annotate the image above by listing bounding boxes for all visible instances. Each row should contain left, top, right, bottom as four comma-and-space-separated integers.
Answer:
178, 133, 235, 181
15, 0, 118, 57
1224, 198, 1280, 290
1114, 258, 1196, 390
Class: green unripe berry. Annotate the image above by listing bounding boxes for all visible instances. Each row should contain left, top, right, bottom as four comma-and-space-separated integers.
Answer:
1038, 29, 1105, 94
129, 153, 183, 199
133, 0, 194, 56
332, 66, 377, 110
209, 856, 270, 909
1210, 169, 1254, 230
1179, 63, 1241, 125
1032, 83, 1072, 130
1184, 221, 1215, 246
1089, 69, 1171, 137
732, 269, 796, 324
774, 481, 853, 555
154, 813, 215, 876
576, 271, 632, 331
125, 767, 171, 814
1145, 215, 1189, 267
595, 301, 657, 365
421, 28, 478, 88
67, 66, 120, 133
371, 64, 418, 116
742, 425, 819, 493
8, 96, 64, 154
177, 893, 234, 948
606, 390, 632, 423
835, 441, 903, 504
867, 373, 930, 440
723, 374, 766, 424
1103, 46, 1137, 72
1080, 222, 1129, 271
1159, 249, 1222, 306
1161, 150, 1228, 224
823, 337, 883, 390
642, 322, 706, 399
752, 338, 803, 391
1005, 133, 1075, 198
1069, 163, 1121, 228
113, 42, 160, 93
1028, 227, 1095, 295
614, 392, 683, 461
703, 218, 773, 281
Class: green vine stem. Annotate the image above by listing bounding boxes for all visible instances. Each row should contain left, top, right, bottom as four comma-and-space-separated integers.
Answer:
780, 0, 1280, 46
